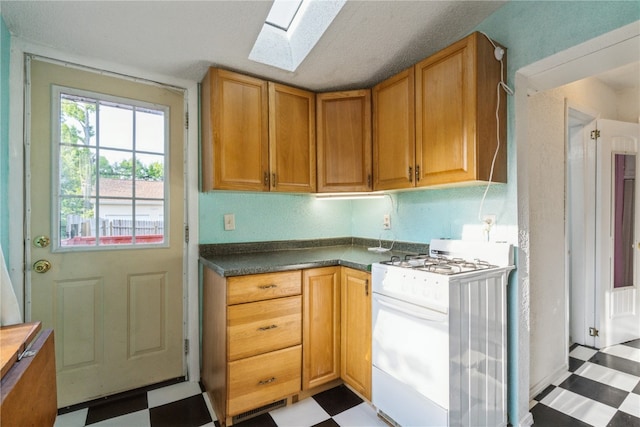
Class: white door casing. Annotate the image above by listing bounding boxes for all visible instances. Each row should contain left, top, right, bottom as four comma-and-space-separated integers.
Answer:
595, 119, 640, 348
28, 58, 186, 406
567, 112, 597, 348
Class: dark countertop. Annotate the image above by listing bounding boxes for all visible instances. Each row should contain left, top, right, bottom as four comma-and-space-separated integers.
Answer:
199, 238, 428, 277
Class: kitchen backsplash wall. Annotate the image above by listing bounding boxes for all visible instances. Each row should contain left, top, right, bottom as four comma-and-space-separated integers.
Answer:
199, 181, 516, 245
351, 184, 516, 244
198, 191, 352, 243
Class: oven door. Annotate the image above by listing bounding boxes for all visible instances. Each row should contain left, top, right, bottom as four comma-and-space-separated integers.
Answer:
372, 292, 449, 425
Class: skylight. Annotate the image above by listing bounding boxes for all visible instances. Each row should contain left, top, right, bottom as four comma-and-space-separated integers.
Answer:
249, 0, 346, 72
265, 0, 303, 32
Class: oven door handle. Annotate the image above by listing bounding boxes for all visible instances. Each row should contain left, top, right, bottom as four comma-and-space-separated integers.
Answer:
375, 296, 446, 322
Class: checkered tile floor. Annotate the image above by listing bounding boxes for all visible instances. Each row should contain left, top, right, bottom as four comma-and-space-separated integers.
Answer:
53, 339, 640, 427
530, 339, 640, 427
54, 383, 384, 427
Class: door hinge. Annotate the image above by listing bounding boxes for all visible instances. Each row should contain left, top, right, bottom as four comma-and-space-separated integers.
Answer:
184, 225, 189, 244
590, 129, 600, 140
589, 327, 599, 337
184, 339, 189, 355
185, 112, 189, 130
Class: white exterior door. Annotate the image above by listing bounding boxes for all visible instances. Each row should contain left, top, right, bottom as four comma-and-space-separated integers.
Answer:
28, 58, 185, 407
595, 119, 640, 348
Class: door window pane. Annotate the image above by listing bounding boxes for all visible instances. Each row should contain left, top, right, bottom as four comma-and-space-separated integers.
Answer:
54, 87, 169, 250
613, 153, 635, 288
136, 108, 166, 154
59, 146, 97, 196
99, 103, 133, 150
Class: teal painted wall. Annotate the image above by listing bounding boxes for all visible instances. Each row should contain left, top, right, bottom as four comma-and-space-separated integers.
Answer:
472, 1, 639, 424
1, 16, 10, 261
199, 191, 353, 243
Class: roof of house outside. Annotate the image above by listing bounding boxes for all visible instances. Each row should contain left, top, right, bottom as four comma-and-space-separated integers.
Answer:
94, 178, 164, 199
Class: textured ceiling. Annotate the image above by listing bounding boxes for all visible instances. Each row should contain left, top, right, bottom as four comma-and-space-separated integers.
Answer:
1, 0, 507, 91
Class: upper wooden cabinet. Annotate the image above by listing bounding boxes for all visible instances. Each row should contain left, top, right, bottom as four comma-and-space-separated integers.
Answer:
372, 67, 416, 191
317, 90, 372, 192
201, 68, 316, 192
269, 83, 316, 193
415, 32, 507, 186
201, 31, 507, 193
201, 68, 269, 191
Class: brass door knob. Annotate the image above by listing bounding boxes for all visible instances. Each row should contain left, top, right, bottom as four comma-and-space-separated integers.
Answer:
33, 259, 52, 273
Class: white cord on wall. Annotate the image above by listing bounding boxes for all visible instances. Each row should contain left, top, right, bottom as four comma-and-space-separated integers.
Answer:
477, 32, 514, 224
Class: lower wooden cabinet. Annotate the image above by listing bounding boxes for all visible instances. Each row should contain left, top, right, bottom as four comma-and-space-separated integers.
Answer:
202, 268, 302, 427
202, 265, 372, 426
302, 267, 341, 390
1, 323, 57, 427
341, 267, 372, 400
302, 266, 372, 399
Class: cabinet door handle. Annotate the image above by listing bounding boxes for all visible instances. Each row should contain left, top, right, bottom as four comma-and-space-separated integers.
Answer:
263, 171, 269, 187
257, 324, 278, 331
258, 377, 276, 385
408, 167, 413, 182
365, 279, 369, 296
272, 173, 276, 188
367, 174, 372, 188
258, 284, 277, 289
415, 165, 421, 182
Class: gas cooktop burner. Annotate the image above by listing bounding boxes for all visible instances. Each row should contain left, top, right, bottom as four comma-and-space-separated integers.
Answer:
381, 254, 498, 275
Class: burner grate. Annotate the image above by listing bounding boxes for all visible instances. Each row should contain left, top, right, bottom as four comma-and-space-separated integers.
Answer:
381, 254, 497, 274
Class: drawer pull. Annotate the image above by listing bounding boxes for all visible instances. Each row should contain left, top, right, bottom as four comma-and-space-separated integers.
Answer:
258, 284, 277, 289
258, 324, 278, 331
258, 377, 276, 385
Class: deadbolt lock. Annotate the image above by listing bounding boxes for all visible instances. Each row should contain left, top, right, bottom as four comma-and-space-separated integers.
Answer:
33, 259, 52, 274
33, 235, 51, 248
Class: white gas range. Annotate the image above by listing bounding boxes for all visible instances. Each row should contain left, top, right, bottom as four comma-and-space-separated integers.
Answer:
371, 239, 514, 427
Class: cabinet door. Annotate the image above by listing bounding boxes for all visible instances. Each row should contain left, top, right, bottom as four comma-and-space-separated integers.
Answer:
269, 83, 316, 193
415, 36, 476, 186
201, 67, 269, 191
415, 32, 506, 186
317, 90, 372, 192
340, 268, 371, 400
302, 267, 341, 390
373, 67, 416, 190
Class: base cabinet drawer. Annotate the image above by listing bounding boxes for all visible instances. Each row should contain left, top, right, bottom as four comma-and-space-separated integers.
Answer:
228, 271, 302, 305
228, 296, 302, 360
228, 345, 302, 416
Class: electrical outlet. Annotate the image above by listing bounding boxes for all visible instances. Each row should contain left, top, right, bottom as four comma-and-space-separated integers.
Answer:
224, 214, 235, 231
383, 214, 391, 230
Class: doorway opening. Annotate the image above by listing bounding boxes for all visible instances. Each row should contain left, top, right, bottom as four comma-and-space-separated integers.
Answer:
567, 108, 597, 349
567, 117, 639, 351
